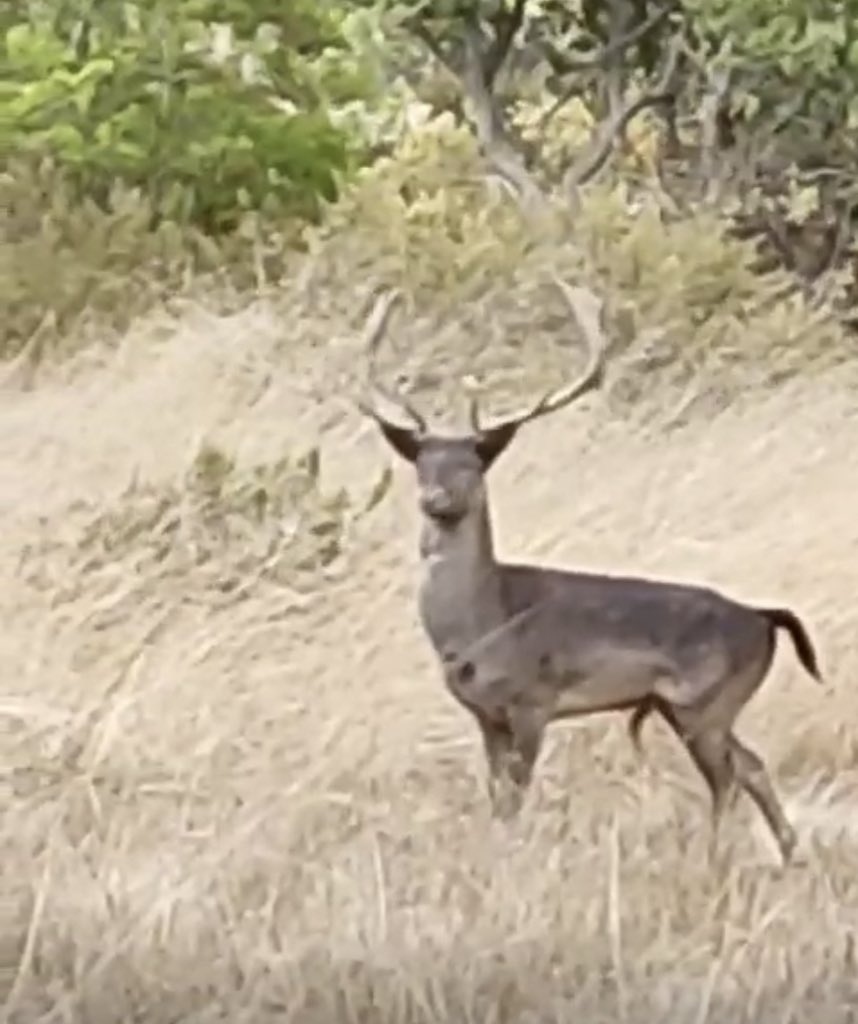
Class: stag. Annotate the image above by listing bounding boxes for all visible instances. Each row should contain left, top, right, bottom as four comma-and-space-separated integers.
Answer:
358, 280, 822, 865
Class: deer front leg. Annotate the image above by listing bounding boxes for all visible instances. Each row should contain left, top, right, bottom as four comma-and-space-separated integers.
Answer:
475, 715, 516, 817
475, 710, 544, 820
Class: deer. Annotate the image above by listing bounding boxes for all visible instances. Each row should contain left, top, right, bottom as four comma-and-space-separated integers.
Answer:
356, 278, 823, 866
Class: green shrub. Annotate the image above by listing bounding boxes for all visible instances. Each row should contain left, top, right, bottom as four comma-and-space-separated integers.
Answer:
301, 109, 847, 411
0, 158, 292, 359
2, 1, 372, 232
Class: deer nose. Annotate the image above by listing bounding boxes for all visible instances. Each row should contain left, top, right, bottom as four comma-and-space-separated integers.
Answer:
420, 488, 456, 517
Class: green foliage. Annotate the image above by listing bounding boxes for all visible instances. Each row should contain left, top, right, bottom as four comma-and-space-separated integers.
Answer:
0, 157, 306, 359
304, 110, 846, 417
309, 110, 536, 303
686, 0, 858, 146
2, 0, 853, 376
2, 159, 192, 357
380, 0, 858, 174
0, 1, 402, 359
2, 1, 379, 232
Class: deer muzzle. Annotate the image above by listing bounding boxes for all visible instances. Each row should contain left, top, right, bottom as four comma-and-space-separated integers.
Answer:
420, 488, 464, 526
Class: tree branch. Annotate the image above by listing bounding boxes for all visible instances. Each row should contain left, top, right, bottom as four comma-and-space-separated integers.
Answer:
539, 3, 673, 133
483, 0, 528, 88
460, 15, 545, 204
405, 4, 684, 213
540, 3, 672, 77
407, 6, 545, 206
563, 32, 681, 191
408, 19, 458, 76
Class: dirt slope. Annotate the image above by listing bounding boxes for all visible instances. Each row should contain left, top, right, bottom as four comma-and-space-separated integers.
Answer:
3, 299, 858, 1023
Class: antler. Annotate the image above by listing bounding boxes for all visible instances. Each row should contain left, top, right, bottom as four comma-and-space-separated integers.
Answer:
470, 276, 607, 432
358, 289, 428, 434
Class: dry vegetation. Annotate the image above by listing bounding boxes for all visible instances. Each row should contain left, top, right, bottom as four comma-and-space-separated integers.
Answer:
3, 120, 858, 1023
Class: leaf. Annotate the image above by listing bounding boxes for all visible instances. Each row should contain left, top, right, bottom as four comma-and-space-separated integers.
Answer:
738, 92, 760, 121
786, 185, 818, 226
40, 123, 87, 160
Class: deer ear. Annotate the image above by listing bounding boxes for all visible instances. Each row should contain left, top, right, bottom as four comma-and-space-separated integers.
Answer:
474, 422, 519, 470
375, 419, 422, 464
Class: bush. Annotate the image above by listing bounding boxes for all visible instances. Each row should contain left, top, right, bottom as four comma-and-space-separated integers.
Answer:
300, 109, 848, 419
2, 2, 373, 233
0, 2, 413, 360
1, 157, 304, 360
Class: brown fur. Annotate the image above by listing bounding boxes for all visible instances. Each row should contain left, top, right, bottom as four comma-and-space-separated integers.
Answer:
629, 605, 823, 755
360, 282, 824, 867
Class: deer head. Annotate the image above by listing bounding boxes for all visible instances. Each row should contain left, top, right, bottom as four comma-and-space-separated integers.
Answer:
358, 279, 607, 530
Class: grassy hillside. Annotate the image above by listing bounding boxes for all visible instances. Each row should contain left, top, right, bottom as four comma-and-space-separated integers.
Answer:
3, 113, 858, 1022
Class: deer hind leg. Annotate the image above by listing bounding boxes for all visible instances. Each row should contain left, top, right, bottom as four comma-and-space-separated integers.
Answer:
729, 734, 797, 865
684, 730, 737, 865
659, 707, 736, 864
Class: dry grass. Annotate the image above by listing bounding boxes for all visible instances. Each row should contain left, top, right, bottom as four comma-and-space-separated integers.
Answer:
3, 282, 858, 1024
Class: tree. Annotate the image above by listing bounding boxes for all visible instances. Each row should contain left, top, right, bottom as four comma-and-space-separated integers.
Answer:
369, 0, 858, 299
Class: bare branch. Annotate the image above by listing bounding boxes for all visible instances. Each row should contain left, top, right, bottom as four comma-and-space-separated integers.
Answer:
406, 6, 680, 213
460, 16, 545, 205
682, 38, 734, 201
483, 0, 528, 88
543, 2, 670, 147
538, 78, 588, 133
819, 197, 857, 279
407, 8, 545, 207
563, 33, 681, 191
565, 92, 671, 190
408, 19, 458, 76
602, 3, 626, 123
540, 4, 673, 78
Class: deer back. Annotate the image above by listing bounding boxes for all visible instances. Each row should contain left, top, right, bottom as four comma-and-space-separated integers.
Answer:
487, 564, 774, 716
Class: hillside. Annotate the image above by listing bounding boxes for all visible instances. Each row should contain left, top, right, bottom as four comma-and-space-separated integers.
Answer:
3, 287, 858, 1021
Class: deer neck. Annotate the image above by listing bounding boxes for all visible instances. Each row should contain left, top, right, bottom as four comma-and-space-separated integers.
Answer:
417, 502, 505, 653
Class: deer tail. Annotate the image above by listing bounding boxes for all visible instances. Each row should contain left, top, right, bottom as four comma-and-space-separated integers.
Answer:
757, 606, 823, 683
